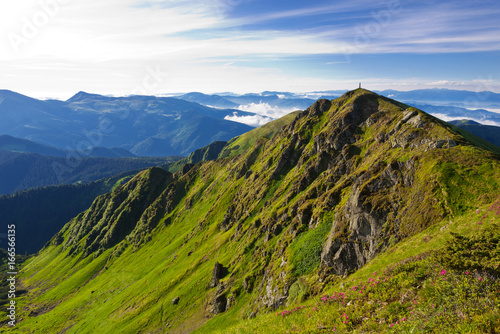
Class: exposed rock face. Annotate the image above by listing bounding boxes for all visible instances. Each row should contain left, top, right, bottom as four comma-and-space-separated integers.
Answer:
209, 281, 230, 315
260, 273, 288, 309
243, 276, 254, 293
211, 294, 227, 314
210, 262, 228, 288
321, 159, 416, 274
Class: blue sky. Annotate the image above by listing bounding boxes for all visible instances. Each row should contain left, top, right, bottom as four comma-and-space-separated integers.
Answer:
1, 0, 499, 98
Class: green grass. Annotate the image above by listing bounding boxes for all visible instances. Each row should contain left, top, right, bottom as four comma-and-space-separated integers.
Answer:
289, 219, 332, 277
218, 198, 500, 333
220, 111, 301, 159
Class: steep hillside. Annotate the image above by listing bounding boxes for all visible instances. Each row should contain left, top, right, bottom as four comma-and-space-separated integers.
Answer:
0, 169, 143, 254
8, 89, 500, 333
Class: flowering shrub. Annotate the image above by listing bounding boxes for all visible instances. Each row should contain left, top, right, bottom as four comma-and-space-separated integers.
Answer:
268, 254, 500, 333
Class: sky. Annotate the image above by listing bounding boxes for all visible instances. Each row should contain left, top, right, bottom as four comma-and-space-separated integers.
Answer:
1, 0, 499, 99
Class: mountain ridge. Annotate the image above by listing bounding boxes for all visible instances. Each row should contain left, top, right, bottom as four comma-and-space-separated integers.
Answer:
9, 89, 500, 333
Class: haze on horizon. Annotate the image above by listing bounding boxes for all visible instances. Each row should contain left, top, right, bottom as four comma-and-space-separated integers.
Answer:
1, 0, 499, 99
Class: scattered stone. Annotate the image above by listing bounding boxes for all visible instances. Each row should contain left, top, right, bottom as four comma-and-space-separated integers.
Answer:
401, 109, 418, 123
271, 223, 282, 236
225, 294, 235, 312
210, 262, 228, 288
211, 294, 227, 314
407, 114, 424, 128
429, 138, 458, 149
171, 297, 180, 305
435, 140, 447, 148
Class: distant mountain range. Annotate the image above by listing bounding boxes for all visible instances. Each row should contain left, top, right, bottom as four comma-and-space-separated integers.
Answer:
175, 88, 500, 110
0, 135, 135, 158
173, 89, 500, 127
448, 120, 500, 147
0, 90, 254, 157
377, 88, 500, 108
0, 150, 178, 195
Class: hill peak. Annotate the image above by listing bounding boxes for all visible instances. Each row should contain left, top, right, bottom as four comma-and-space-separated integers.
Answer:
67, 91, 104, 102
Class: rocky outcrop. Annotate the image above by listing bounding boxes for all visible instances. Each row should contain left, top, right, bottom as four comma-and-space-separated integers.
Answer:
321, 159, 416, 275
210, 262, 228, 288
306, 99, 332, 117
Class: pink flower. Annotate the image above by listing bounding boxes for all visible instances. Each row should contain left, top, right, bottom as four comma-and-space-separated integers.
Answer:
476, 209, 480, 214
440, 269, 447, 276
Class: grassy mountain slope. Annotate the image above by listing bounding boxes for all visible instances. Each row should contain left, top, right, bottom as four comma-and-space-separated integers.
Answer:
167, 111, 301, 172
7, 89, 500, 333
217, 200, 500, 333
0, 169, 144, 254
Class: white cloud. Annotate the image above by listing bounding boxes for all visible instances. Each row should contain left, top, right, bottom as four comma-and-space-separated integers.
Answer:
224, 113, 274, 127
430, 113, 500, 127
237, 102, 299, 118
224, 102, 302, 127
